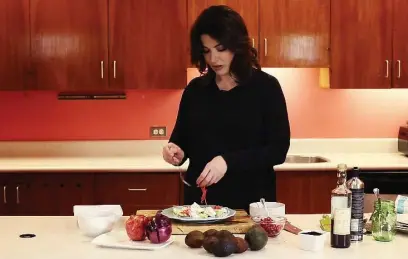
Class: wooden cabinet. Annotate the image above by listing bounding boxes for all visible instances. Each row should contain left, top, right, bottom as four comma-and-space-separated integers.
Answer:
0, 0, 30, 91
109, 0, 187, 90
0, 173, 94, 216
94, 173, 181, 216
330, 0, 394, 89
30, 0, 108, 91
259, 0, 330, 67
187, 0, 328, 68
392, 0, 408, 88
276, 170, 337, 214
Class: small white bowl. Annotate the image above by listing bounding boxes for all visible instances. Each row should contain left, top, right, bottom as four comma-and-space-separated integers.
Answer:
74, 205, 123, 238
298, 230, 328, 252
249, 202, 285, 217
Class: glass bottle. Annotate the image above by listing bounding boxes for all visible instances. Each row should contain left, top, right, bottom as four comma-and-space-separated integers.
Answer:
346, 167, 365, 242
371, 199, 397, 242
330, 163, 352, 248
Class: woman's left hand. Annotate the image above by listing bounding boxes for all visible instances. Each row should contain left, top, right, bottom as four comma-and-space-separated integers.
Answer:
196, 156, 227, 187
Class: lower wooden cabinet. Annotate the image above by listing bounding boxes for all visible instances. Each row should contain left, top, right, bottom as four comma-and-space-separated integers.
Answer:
0, 173, 94, 216
276, 170, 337, 214
1, 170, 338, 216
0, 172, 182, 216
94, 173, 181, 215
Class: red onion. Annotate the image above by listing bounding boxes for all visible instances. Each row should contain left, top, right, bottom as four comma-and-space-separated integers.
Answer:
145, 212, 172, 243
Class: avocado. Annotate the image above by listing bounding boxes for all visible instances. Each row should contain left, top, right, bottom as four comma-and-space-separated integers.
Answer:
185, 230, 205, 248
244, 225, 268, 251
203, 236, 219, 253
212, 238, 237, 257
216, 230, 235, 240
233, 237, 249, 253
204, 229, 218, 238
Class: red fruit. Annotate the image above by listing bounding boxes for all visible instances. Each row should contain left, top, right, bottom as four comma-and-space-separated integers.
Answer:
125, 215, 149, 241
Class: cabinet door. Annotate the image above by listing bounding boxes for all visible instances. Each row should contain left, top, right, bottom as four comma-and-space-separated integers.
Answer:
109, 0, 187, 89
94, 173, 181, 215
12, 173, 94, 216
392, 0, 408, 88
259, 0, 329, 67
331, 0, 393, 89
0, 174, 13, 215
276, 171, 337, 214
0, 0, 30, 90
187, 0, 259, 65
30, 0, 108, 91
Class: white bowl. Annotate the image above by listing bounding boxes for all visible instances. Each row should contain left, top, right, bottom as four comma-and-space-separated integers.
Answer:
74, 205, 123, 238
298, 230, 328, 252
249, 202, 285, 217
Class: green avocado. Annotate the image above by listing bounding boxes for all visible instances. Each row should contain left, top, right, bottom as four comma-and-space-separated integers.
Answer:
244, 225, 268, 251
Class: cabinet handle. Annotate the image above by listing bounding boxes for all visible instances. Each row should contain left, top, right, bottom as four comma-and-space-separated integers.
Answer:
113, 61, 117, 79
101, 61, 104, 79
128, 188, 147, 192
3, 186, 6, 204
264, 38, 268, 56
16, 185, 19, 204
397, 60, 401, 78
251, 38, 255, 48
385, 60, 389, 78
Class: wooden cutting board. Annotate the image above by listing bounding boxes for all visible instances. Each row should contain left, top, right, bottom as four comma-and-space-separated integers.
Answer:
136, 209, 256, 235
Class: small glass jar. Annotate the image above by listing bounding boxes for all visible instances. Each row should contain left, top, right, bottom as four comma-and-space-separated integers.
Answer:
371, 199, 397, 242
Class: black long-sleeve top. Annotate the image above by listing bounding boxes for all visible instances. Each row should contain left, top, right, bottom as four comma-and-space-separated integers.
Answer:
170, 68, 291, 211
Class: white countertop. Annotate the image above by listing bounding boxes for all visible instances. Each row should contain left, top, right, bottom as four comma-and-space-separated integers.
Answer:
0, 138, 407, 172
1, 215, 406, 259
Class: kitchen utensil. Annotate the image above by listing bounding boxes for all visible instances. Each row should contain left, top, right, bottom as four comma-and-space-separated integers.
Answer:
260, 198, 270, 217
249, 201, 285, 217
284, 221, 303, 235
298, 230, 328, 252
91, 230, 174, 250
160, 205, 236, 224
136, 209, 254, 234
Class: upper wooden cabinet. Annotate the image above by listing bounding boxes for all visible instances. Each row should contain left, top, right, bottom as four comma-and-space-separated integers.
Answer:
259, 0, 330, 67
187, 0, 329, 68
392, 0, 408, 89
109, 0, 187, 90
30, 0, 108, 91
0, 0, 30, 91
330, 0, 393, 89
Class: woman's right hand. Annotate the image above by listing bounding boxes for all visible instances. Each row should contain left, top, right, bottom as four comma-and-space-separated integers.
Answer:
162, 142, 185, 166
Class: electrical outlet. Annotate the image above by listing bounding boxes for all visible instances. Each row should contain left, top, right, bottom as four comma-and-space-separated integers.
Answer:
150, 126, 167, 137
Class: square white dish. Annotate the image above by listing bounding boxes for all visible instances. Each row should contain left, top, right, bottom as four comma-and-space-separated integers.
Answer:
91, 230, 174, 250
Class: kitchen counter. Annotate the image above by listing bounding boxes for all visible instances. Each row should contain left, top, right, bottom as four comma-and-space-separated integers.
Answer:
1, 215, 406, 259
0, 138, 407, 172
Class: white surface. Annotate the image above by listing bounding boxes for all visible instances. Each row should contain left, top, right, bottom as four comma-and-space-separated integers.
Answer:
91, 230, 174, 250
249, 202, 286, 217
298, 230, 328, 252
161, 206, 236, 223
74, 205, 123, 238
397, 214, 408, 225
0, 138, 407, 172
1, 215, 407, 259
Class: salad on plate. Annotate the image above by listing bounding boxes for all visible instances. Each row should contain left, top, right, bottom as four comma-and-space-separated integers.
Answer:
172, 202, 229, 219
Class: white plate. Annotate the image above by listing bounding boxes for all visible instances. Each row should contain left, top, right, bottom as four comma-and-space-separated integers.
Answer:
161, 205, 236, 223
91, 230, 173, 250
397, 214, 408, 225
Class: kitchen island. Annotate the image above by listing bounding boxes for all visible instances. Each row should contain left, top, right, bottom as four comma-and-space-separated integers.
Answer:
1, 214, 406, 259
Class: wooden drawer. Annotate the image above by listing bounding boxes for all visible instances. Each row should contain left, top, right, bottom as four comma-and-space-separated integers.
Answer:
94, 173, 181, 215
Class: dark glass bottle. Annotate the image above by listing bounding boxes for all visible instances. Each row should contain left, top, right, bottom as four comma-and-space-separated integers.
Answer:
330, 163, 352, 248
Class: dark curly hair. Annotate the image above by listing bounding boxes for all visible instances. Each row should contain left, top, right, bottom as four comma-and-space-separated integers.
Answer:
190, 5, 261, 83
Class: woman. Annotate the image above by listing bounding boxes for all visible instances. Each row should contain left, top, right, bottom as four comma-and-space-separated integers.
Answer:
162, 5, 290, 212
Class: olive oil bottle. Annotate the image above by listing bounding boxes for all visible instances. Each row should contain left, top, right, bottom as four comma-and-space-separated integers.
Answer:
346, 167, 365, 242
330, 164, 352, 248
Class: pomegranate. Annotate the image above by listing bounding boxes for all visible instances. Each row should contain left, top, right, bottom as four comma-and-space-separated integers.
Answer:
125, 215, 149, 241
146, 212, 172, 244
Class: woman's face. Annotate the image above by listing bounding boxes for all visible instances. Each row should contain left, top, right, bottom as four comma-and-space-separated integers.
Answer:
201, 34, 234, 77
